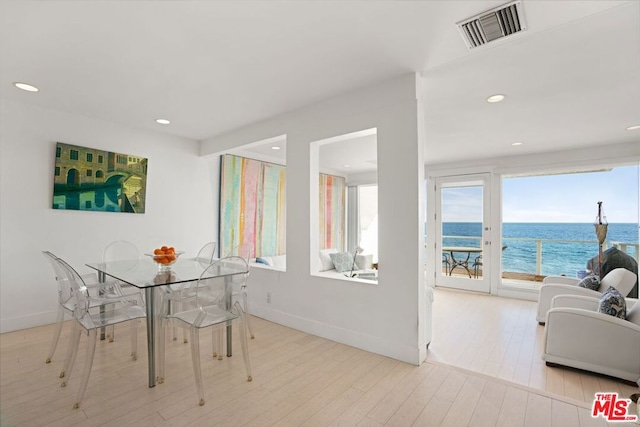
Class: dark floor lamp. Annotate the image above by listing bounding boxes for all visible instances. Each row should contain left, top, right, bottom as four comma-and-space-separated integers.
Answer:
346, 246, 363, 278
594, 201, 608, 276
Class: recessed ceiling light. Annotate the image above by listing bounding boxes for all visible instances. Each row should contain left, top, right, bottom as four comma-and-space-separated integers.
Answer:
13, 82, 39, 92
626, 125, 640, 131
343, 164, 350, 168
511, 142, 523, 146
155, 119, 170, 125
486, 94, 505, 103
271, 146, 281, 150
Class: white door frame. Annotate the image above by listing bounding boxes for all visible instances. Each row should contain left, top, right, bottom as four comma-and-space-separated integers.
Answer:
434, 173, 491, 293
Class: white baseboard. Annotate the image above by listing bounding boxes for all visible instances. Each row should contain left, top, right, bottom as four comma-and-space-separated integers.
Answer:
497, 285, 539, 301
249, 303, 423, 365
1, 310, 58, 334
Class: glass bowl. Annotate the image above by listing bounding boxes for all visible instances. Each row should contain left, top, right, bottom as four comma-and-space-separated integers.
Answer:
146, 251, 184, 271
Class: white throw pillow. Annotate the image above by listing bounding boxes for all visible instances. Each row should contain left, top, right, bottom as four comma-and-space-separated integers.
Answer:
319, 248, 338, 271
355, 253, 373, 270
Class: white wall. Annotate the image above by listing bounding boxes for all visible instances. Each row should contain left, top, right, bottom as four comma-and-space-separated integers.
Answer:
201, 74, 428, 365
0, 99, 218, 333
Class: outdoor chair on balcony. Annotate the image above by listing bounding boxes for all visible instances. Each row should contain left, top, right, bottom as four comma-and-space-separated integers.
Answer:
442, 254, 451, 275
472, 245, 507, 278
536, 268, 637, 324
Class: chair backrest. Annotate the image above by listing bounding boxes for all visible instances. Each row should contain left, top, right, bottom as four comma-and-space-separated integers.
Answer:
103, 240, 140, 271
196, 241, 217, 268
226, 243, 253, 262
598, 267, 638, 296
53, 258, 91, 322
195, 256, 249, 317
542, 275, 579, 285
43, 251, 74, 309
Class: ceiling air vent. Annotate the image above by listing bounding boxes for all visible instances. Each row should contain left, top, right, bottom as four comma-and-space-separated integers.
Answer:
457, 1, 527, 49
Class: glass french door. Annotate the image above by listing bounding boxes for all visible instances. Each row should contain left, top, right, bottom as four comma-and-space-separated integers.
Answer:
435, 174, 491, 293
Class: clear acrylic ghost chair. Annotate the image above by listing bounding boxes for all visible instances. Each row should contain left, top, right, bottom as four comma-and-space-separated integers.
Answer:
162, 241, 218, 344
42, 251, 125, 368
102, 240, 140, 289
196, 241, 218, 268
159, 256, 252, 406
55, 258, 146, 409
101, 240, 142, 341
225, 243, 256, 340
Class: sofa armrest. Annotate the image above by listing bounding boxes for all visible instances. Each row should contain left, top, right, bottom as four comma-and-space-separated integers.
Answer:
551, 294, 600, 311
536, 283, 601, 323
543, 307, 640, 383
547, 307, 640, 337
543, 275, 581, 285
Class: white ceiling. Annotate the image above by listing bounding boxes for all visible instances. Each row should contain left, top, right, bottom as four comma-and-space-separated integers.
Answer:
1, 1, 638, 171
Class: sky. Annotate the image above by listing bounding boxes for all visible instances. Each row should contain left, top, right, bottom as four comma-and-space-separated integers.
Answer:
442, 165, 640, 223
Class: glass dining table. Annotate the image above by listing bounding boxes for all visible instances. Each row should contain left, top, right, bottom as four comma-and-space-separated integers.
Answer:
86, 257, 247, 388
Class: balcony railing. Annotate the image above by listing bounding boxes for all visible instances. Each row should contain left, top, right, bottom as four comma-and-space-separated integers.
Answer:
442, 235, 639, 278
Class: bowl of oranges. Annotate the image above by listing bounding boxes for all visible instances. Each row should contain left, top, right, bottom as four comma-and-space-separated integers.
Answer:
146, 246, 183, 271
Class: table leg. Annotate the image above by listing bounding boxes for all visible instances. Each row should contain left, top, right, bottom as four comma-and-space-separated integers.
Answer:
225, 278, 233, 357
448, 252, 456, 276
98, 271, 106, 341
449, 252, 473, 278
460, 252, 472, 278
144, 287, 156, 388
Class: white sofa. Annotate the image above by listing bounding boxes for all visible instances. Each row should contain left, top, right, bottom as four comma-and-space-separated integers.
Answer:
536, 268, 637, 324
543, 294, 640, 385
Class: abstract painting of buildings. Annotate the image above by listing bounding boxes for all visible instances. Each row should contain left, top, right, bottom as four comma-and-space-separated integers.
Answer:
52, 142, 148, 213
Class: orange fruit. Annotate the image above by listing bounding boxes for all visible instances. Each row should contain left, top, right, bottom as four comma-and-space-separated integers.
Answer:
166, 254, 176, 262
154, 248, 163, 255
166, 247, 175, 254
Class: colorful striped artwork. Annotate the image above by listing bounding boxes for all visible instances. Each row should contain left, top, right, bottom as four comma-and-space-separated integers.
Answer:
220, 155, 286, 258
219, 154, 345, 259
319, 173, 346, 250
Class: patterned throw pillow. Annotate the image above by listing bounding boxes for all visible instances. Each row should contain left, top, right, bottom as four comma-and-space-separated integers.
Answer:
329, 252, 354, 273
577, 274, 600, 291
598, 286, 626, 319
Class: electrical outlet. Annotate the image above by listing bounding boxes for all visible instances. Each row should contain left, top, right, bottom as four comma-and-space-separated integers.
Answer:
267, 292, 271, 303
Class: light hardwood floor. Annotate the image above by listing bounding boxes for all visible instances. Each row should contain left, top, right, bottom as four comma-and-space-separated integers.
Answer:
427, 288, 639, 407
1, 289, 638, 426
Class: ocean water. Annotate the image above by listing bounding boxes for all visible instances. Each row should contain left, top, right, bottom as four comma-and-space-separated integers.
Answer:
442, 222, 639, 276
